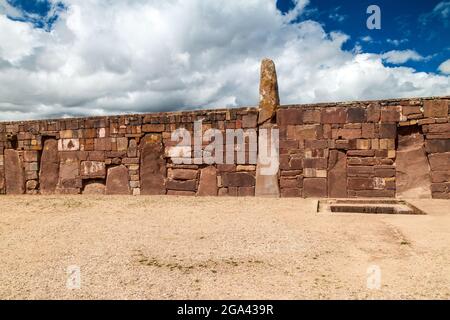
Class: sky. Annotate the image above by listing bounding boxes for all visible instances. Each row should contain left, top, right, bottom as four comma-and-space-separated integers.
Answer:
0, 0, 449, 120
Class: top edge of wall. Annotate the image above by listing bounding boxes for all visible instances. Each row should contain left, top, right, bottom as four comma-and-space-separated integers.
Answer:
1, 95, 449, 125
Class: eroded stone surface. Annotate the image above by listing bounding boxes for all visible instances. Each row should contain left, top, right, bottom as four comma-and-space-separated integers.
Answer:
396, 127, 431, 199
83, 182, 106, 195
39, 139, 59, 194
106, 165, 130, 195
4, 149, 25, 195
328, 150, 347, 198
258, 59, 279, 125
140, 134, 166, 195
197, 166, 217, 196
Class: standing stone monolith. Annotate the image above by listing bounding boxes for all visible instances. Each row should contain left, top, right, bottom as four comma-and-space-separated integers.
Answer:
255, 59, 281, 197
39, 139, 59, 194
140, 134, 166, 195
258, 58, 280, 125
4, 149, 25, 194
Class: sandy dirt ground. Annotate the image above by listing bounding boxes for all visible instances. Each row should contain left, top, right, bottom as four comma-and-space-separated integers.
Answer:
0, 196, 449, 300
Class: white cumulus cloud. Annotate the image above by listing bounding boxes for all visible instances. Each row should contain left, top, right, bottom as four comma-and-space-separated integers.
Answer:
439, 59, 450, 74
381, 50, 426, 64
0, 0, 449, 121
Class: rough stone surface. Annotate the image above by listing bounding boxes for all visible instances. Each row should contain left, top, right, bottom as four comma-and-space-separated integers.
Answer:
4, 149, 25, 195
328, 150, 347, 198
106, 165, 130, 195
396, 127, 431, 199
222, 172, 255, 187
39, 139, 59, 195
83, 182, 106, 195
140, 135, 166, 195
258, 59, 279, 125
197, 166, 218, 196
303, 178, 327, 198
81, 161, 106, 179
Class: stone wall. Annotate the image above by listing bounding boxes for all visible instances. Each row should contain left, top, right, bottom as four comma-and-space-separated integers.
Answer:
0, 97, 449, 199
0, 59, 449, 199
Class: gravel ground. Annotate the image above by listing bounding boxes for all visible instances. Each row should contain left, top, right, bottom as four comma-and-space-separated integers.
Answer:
0, 196, 449, 300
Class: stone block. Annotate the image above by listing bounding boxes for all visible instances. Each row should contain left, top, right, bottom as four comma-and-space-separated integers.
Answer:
380, 106, 401, 122
197, 166, 218, 196
142, 124, 165, 132
81, 161, 106, 179
428, 152, 450, 171
425, 140, 450, 153
379, 124, 397, 139
242, 114, 258, 128
303, 178, 327, 198
367, 104, 381, 122
222, 172, 255, 187
105, 165, 131, 195
348, 178, 374, 190
321, 107, 347, 124
424, 100, 448, 118
347, 107, 366, 123
277, 109, 303, 125
238, 186, 255, 197
23, 150, 38, 162
168, 169, 198, 180
303, 110, 321, 124
116, 137, 128, 151
328, 150, 347, 198
83, 182, 106, 195
287, 125, 319, 140
58, 139, 80, 151
166, 179, 197, 191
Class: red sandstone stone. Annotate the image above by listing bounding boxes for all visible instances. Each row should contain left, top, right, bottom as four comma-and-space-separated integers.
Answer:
238, 186, 255, 197
425, 140, 450, 153
39, 139, 59, 195
428, 152, 450, 171
321, 108, 347, 124
106, 165, 131, 195
347, 107, 366, 123
142, 124, 165, 132
303, 178, 327, 198
424, 100, 448, 117
380, 106, 401, 122
348, 178, 374, 190
140, 135, 166, 195
379, 123, 397, 138
222, 172, 255, 187
4, 149, 25, 194
280, 188, 302, 198
197, 166, 218, 196
166, 179, 197, 191
168, 169, 198, 180
328, 150, 347, 198
277, 109, 303, 125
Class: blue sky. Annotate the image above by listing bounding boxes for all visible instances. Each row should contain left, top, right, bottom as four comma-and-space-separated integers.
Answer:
277, 0, 450, 73
0, 0, 449, 120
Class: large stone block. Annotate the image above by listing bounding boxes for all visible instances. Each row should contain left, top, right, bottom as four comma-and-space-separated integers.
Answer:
287, 125, 319, 140
258, 59, 280, 125
4, 149, 25, 194
428, 152, 450, 171
168, 169, 198, 180
347, 107, 366, 123
58, 139, 80, 151
380, 106, 401, 122
106, 165, 131, 195
83, 182, 106, 195
166, 179, 197, 191
424, 100, 448, 118
303, 178, 327, 198
222, 172, 255, 187
39, 139, 59, 194
140, 134, 166, 195
197, 166, 217, 196
277, 109, 303, 125
328, 150, 347, 198
321, 107, 347, 124
379, 123, 397, 139
81, 161, 106, 179
348, 178, 374, 190
425, 140, 450, 153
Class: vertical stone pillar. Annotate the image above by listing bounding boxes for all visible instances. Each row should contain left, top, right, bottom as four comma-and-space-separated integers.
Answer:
4, 149, 25, 194
255, 59, 281, 197
39, 139, 59, 194
140, 134, 166, 195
